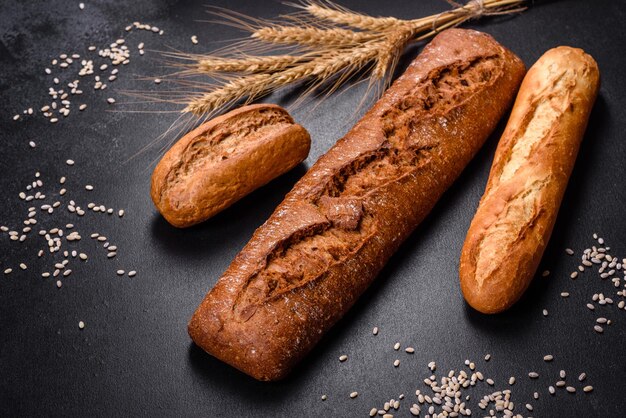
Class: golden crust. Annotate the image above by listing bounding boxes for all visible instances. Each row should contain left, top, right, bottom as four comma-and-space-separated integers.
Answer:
151, 104, 311, 228
460, 47, 600, 314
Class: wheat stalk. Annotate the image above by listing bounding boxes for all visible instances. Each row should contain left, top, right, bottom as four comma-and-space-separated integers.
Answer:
301, 1, 406, 31
196, 55, 304, 74
372, 28, 416, 81
252, 26, 379, 47
149, 0, 526, 118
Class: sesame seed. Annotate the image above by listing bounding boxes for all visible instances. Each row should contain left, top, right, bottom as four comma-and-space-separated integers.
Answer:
525, 404, 533, 411
484, 354, 491, 361
561, 292, 570, 298
542, 270, 550, 277
486, 378, 494, 386
578, 373, 587, 381
79, 3, 85, 10
586, 303, 595, 310
560, 370, 566, 379
594, 325, 604, 333
349, 392, 358, 399
321, 395, 327, 401
570, 271, 578, 279
128, 270, 136, 277
66, 159, 75, 166
508, 377, 515, 385
528, 372, 539, 379
548, 386, 555, 395
543, 355, 553, 362
56, 280, 62, 288
107, 98, 116, 104
191, 35, 198, 44
393, 359, 400, 367
556, 380, 566, 387
118, 209, 125, 217
393, 342, 400, 350
405, 347, 415, 354
583, 385, 593, 393
19, 263, 27, 270
339, 355, 347, 362
542, 309, 548, 316
79, 104, 87, 111
85, 185, 93, 191
154, 78, 161, 84
107, 252, 116, 258
79, 320, 85, 329
566, 386, 576, 393
4, 268, 12, 274
565, 248, 574, 255
369, 408, 377, 416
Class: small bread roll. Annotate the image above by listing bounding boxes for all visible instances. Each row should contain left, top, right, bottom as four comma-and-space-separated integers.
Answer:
460, 47, 600, 314
151, 104, 311, 228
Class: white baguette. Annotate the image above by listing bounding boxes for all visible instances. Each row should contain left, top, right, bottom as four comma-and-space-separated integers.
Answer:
460, 46, 600, 314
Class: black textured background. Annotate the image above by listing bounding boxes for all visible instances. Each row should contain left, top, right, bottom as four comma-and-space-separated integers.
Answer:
1, 0, 625, 416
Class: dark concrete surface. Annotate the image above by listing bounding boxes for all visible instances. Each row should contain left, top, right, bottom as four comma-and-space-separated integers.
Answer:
0, 0, 625, 416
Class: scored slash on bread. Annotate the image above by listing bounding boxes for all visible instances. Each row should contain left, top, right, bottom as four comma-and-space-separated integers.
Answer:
188, 28, 525, 381
460, 47, 600, 314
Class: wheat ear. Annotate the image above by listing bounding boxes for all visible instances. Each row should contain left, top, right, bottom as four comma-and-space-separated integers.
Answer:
195, 55, 305, 74
252, 26, 379, 47
301, 1, 404, 31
